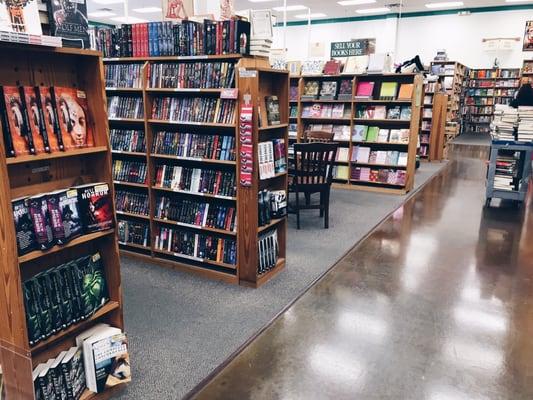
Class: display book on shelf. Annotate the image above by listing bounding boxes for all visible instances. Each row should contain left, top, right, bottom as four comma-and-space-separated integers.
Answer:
293, 72, 423, 195
521, 59, 533, 84
421, 80, 448, 161
103, 54, 288, 287
463, 68, 521, 134
0, 44, 129, 400
429, 61, 467, 138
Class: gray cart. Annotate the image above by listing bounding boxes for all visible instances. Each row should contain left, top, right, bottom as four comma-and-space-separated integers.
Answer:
485, 141, 533, 206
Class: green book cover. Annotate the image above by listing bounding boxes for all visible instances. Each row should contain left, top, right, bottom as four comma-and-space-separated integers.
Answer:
367, 126, 379, 142
23, 278, 43, 345
32, 275, 53, 340
379, 82, 398, 99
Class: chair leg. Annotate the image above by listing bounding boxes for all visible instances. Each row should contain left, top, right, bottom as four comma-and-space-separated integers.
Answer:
319, 191, 324, 217
295, 191, 301, 230
305, 193, 311, 206
324, 190, 330, 229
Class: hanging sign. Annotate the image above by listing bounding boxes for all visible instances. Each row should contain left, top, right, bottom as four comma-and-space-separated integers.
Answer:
330, 39, 376, 58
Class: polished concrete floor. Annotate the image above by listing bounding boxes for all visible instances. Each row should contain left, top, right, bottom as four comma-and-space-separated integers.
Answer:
190, 144, 533, 400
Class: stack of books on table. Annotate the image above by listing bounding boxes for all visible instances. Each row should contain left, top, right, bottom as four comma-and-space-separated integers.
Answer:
250, 38, 272, 57
517, 106, 533, 142
491, 105, 517, 141
0, 31, 62, 47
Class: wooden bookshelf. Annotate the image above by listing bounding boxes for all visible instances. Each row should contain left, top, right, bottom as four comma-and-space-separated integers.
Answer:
0, 43, 127, 400
292, 73, 423, 195
103, 55, 288, 287
463, 68, 521, 134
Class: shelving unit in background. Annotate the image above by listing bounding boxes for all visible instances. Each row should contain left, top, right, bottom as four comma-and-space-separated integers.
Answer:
463, 68, 521, 134
430, 61, 467, 141
521, 59, 533, 84
429, 92, 448, 161
289, 75, 300, 146
103, 55, 288, 287
420, 80, 439, 159
0, 44, 126, 400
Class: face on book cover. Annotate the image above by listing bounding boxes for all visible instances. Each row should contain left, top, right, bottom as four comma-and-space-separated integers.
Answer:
59, 93, 87, 146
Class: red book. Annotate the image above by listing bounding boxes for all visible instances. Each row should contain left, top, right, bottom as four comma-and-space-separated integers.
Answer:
142, 23, 148, 57
2, 86, 36, 156
54, 87, 95, 150
324, 60, 342, 75
229, 19, 235, 54
23, 86, 51, 154
132, 24, 137, 57
39, 87, 63, 152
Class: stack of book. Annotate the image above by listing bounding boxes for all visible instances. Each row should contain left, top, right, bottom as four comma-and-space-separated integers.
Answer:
258, 229, 279, 274
494, 153, 519, 191
0, 31, 62, 47
518, 106, 533, 142
258, 189, 287, 227
491, 105, 517, 141
250, 38, 272, 57
258, 139, 287, 180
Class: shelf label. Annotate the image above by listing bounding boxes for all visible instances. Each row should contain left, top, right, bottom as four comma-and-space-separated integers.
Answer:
239, 68, 257, 78
221, 88, 239, 99
32, 166, 50, 174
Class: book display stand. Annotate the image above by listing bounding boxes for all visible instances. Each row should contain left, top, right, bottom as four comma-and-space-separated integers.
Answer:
0, 44, 127, 399
294, 73, 423, 195
103, 55, 288, 287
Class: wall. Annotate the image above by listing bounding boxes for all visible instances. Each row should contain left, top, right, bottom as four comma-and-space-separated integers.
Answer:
273, 8, 533, 69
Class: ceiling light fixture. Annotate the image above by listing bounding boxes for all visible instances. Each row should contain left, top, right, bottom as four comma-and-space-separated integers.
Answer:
132, 6, 162, 13
110, 16, 149, 23
294, 12, 327, 18
87, 10, 116, 17
338, 0, 376, 5
425, 1, 464, 8
355, 6, 390, 13
272, 5, 308, 11
505, 0, 533, 2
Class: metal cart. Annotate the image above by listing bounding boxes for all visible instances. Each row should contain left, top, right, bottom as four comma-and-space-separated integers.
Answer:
485, 140, 533, 206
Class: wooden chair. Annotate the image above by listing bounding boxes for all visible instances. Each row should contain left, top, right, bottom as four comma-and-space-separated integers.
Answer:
306, 130, 335, 143
290, 142, 338, 229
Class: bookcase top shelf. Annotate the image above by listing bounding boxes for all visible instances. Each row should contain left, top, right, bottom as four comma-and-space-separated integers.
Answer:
103, 53, 243, 62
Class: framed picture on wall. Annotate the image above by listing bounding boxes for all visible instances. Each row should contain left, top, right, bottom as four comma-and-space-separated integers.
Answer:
523, 20, 533, 51
162, 0, 194, 21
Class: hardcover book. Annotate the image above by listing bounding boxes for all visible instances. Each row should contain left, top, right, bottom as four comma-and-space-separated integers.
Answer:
398, 83, 414, 100
323, 60, 342, 75
2, 86, 36, 156
387, 106, 401, 120
76, 183, 114, 233
27, 194, 55, 250
379, 82, 398, 99
319, 81, 338, 100
54, 87, 94, 150
400, 106, 412, 120
352, 125, 368, 142
47, 0, 90, 48
355, 81, 374, 99
265, 96, 281, 126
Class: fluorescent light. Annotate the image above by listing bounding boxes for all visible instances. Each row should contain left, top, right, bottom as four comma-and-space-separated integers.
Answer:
294, 12, 327, 18
425, 1, 464, 8
338, 0, 376, 5
92, 0, 123, 5
110, 16, 149, 23
132, 6, 162, 13
272, 5, 307, 11
505, 0, 533, 2
87, 10, 116, 17
355, 6, 390, 13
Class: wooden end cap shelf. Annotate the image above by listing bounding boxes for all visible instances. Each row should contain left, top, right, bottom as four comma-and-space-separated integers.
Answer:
6, 146, 108, 165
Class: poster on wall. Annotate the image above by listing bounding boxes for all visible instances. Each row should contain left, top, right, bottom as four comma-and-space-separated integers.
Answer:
523, 21, 533, 51
162, 0, 194, 21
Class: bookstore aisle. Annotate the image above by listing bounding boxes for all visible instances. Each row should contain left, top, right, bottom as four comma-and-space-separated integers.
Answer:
189, 144, 533, 399
113, 162, 444, 399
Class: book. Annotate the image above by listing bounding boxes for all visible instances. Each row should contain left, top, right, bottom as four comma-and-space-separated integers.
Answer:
336, 147, 349, 162
273, 139, 287, 174
287, 61, 302, 76
367, 53, 387, 73
55, 87, 94, 149
355, 81, 374, 99
335, 165, 349, 180
373, 106, 387, 119
400, 106, 412, 120
76, 183, 114, 233
58, 188, 83, 242
321, 104, 333, 118
319, 81, 338, 100
332, 104, 345, 119
107, 96, 144, 120
12, 197, 37, 255
47, 0, 90, 48
27, 194, 55, 250
301, 60, 324, 76
356, 147, 371, 163
60, 347, 86, 399
39, 87, 64, 152
2, 86, 36, 156
146, 61, 236, 89
258, 229, 279, 274
377, 129, 390, 142
1, 0, 42, 34
23, 87, 51, 154
366, 126, 379, 142
333, 125, 350, 141
398, 83, 414, 100
352, 125, 368, 141
338, 79, 353, 100
343, 55, 368, 75
379, 82, 398, 99
323, 60, 342, 75
150, 97, 235, 124
265, 96, 281, 126
387, 106, 401, 119
302, 81, 320, 100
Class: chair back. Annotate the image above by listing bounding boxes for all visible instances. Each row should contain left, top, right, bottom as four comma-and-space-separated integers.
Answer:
293, 142, 338, 190
306, 130, 335, 143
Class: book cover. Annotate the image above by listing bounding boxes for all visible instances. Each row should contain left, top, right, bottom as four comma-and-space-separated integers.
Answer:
338, 79, 353, 100
27, 194, 55, 250
379, 82, 398, 99
2, 86, 35, 155
352, 125, 368, 141
78, 252, 108, 315
47, 191, 66, 245
331, 104, 345, 119
0, 0, 42, 34
40, 87, 64, 152
319, 81, 338, 99
302, 81, 319, 98
47, 0, 90, 48
374, 106, 387, 119
60, 347, 86, 399
77, 183, 114, 233
377, 129, 390, 142
50, 351, 69, 400
355, 81, 374, 98
323, 60, 342, 75
356, 146, 370, 163
58, 188, 83, 241
23, 278, 43, 345
23, 86, 51, 154
55, 87, 94, 150
265, 96, 281, 126
387, 106, 401, 120
309, 104, 322, 118
13, 197, 37, 255
400, 106, 412, 120
343, 55, 368, 75
398, 83, 414, 100
321, 104, 333, 118
273, 139, 286, 173
366, 126, 379, 142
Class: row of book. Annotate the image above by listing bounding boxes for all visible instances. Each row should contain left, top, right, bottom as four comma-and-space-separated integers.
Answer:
152, 131, 236, 161
351, 147, 408, 166
108, 96, 144, 120
12, 183, 113, 256
116, 190, 149, 216
518, 106, 533, 142
258, 190, 287, 227
33, 324, 130, 398
355, 105, 412, 120
24, 252, 108, 346
301, 79, 353, 101
154, 165, 237, 198
118, 220, 150, 247
351, 167, 407, 186
1, 86, 95, 157
95, 19, 251, 58
110, 129, 146, 153
112, 160, 148, 184
155, 197, 237, 232
305, 124, 351, 141
258, 139, 287, 180
258, 229, 279, 275
301, 103, 351, 119
105, 64, 143, 89
466, 97, 494, 106
151, 97, 236, 124
286, 54, 391, 77
493, 151, 520, 191
154, 227, 237, 265
352, 126, 410, 143
469, 69, 520, 79
147, 62, 236, 89
465, 106, 494, 115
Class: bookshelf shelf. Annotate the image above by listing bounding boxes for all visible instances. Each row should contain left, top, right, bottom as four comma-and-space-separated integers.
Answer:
300, 99, 352, 103
354, 99, 412, 104
0, 44, 127, 400
119, 242, 151, 251
353, 118, 411, 124
349, 179, 405, 187
351, 162, 407, 169
111, 150, 147, 157
113, 181, 148, 189
352, 140, 409, 146
258, 217, 286, 233
109, 117, 145, 123
301, 117, 351, 122
6, 146, 109, 165
18, 230, 115, 264
116, 211, 150, 220
105, 87, 143, 92
30, 301, 121, 355
102, 56, 288, 287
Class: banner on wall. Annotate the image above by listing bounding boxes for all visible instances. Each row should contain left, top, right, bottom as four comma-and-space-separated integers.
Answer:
330, 39, 376, 58
162, 0, 194, 21
523, 21, 533, 51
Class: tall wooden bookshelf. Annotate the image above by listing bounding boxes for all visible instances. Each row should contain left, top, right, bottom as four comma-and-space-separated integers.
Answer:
0, 44, 126, 399
464, 68, 521, 134
103, 55, 288, 287
289, 75, 300, 144
295, 73, 423, 195
428, 93, 448, 161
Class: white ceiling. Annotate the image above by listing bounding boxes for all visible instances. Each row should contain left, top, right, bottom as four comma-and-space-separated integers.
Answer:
87, 0, 527, 26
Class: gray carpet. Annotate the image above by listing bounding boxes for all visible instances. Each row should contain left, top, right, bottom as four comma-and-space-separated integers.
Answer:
116, 161, 448, 400
452, 132, 491, 146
